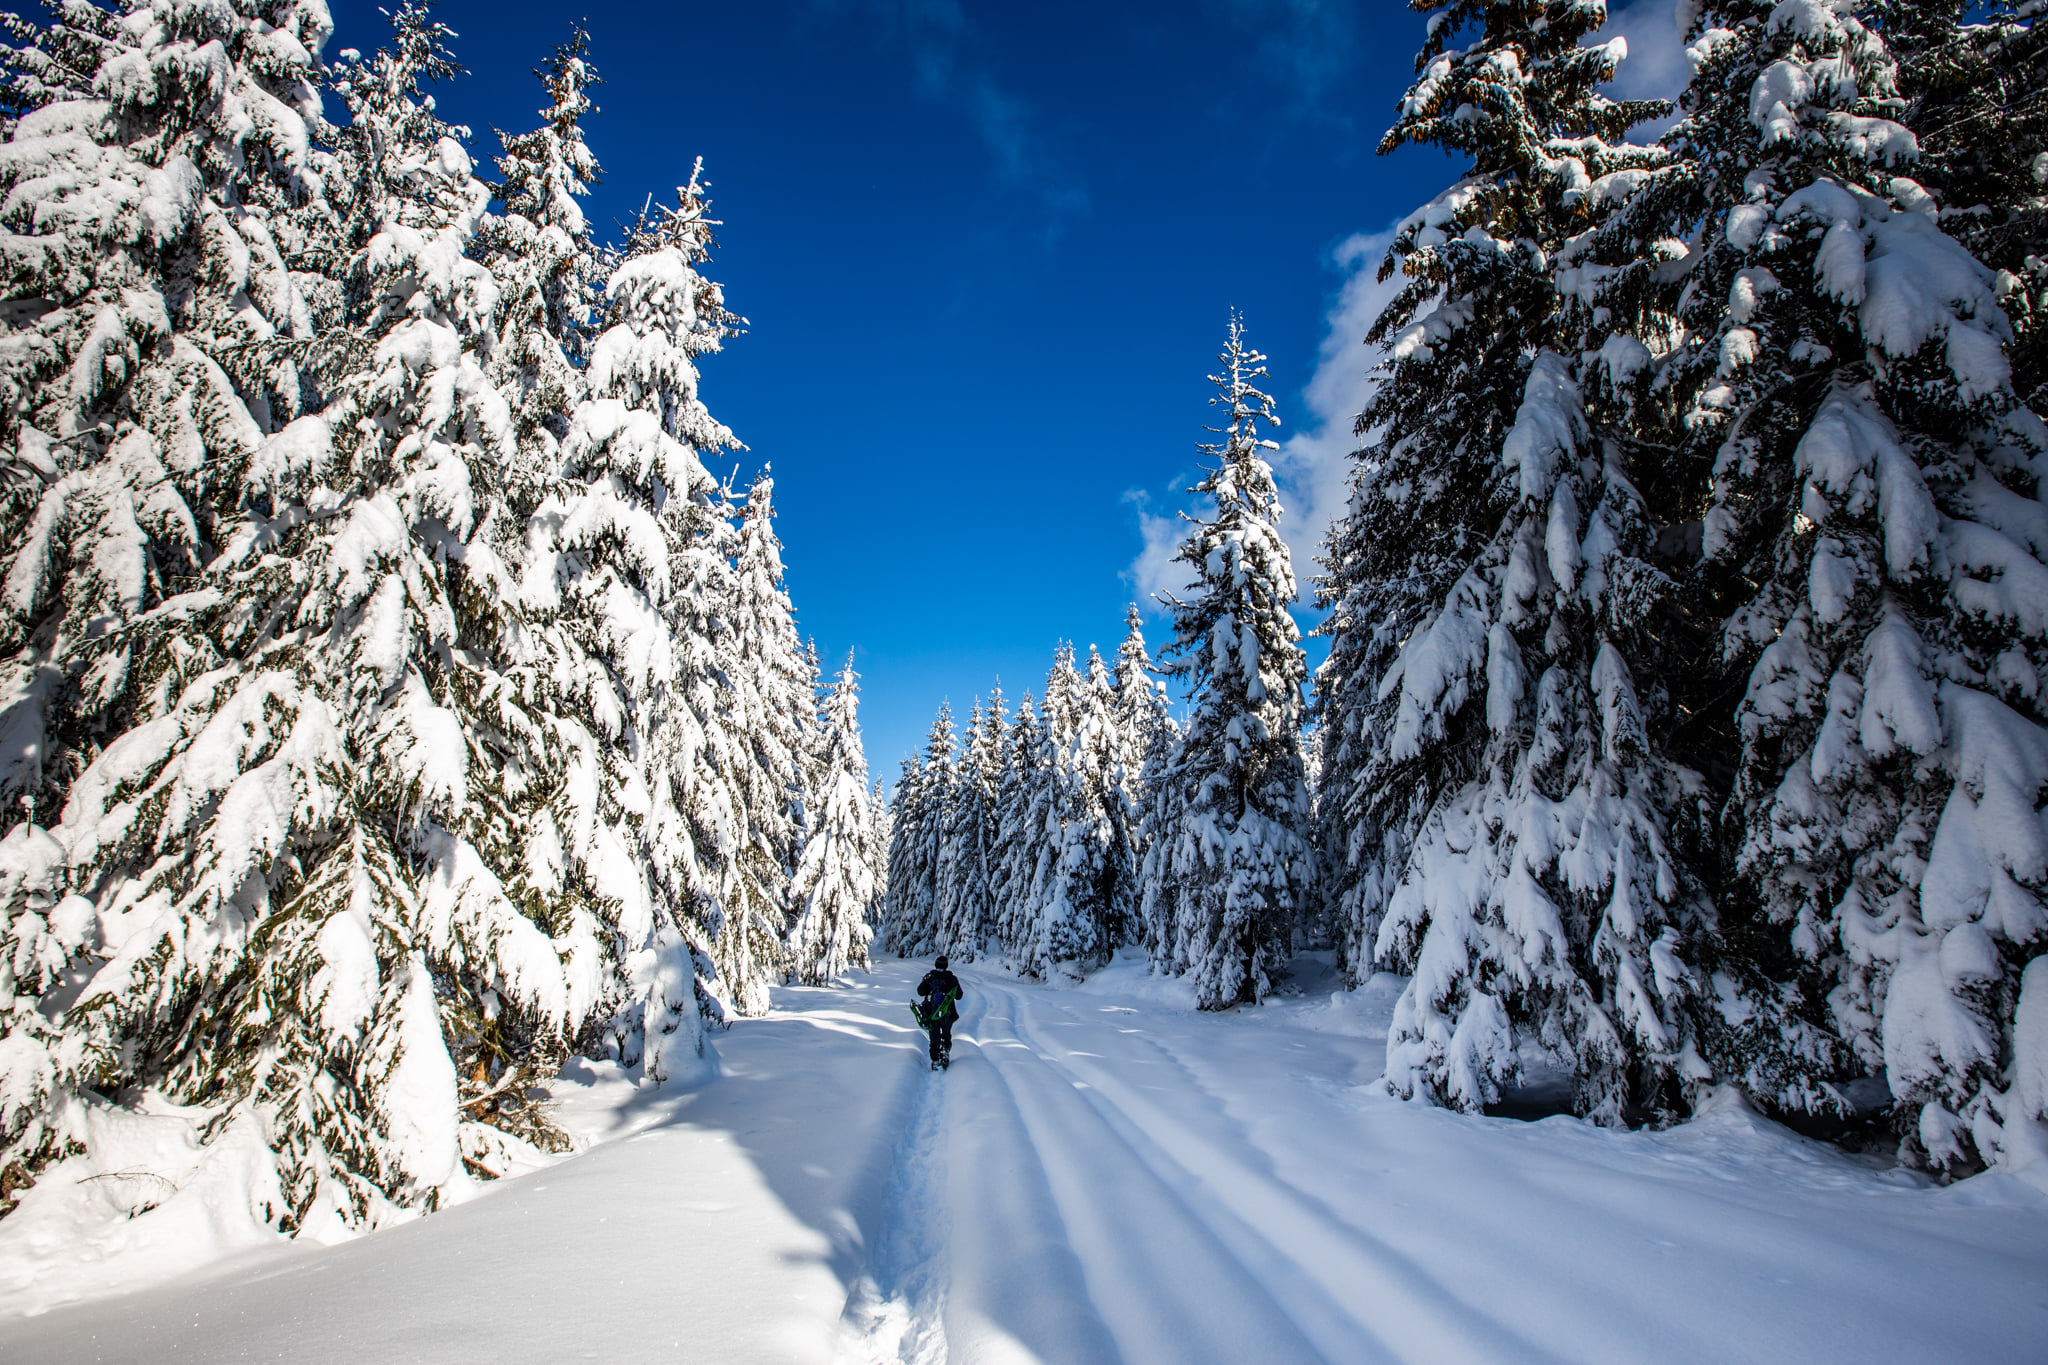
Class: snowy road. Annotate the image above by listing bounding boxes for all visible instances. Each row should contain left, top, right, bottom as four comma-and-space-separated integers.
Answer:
5, 958, 2046, 1363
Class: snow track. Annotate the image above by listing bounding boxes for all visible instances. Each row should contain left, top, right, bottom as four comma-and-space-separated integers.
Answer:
974, 977, 1521, 1365
964, 979, 1333, 1363
841, 1046, 951, 1365
4, 957, 2045, 1364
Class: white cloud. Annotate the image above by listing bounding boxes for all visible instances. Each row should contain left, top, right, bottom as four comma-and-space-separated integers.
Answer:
1268, 228, 1400, 599
1123, 486, 1199, 610
1124, 228, 1401, 620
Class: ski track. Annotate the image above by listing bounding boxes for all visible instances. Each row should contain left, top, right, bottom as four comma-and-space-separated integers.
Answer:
5, 958, 2045, 1365
990, 980, 1542, 1365
963, 981, 1329, 1364
940, 992, 1123, 1364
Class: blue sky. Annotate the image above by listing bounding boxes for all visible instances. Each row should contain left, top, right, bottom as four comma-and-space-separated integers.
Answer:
327, 0, 1686, 780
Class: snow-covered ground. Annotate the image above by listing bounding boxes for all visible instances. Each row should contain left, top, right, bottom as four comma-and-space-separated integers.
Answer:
4, 955, 2045, 1363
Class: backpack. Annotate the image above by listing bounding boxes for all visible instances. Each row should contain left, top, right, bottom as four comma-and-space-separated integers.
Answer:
911, 983, 960, 1028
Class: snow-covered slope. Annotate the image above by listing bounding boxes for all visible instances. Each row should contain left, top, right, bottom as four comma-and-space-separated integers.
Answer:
4, 958, 2043, 1363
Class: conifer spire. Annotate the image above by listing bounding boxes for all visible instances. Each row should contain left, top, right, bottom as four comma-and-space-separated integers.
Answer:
485, 24, 605, 497
1144, 313, 1315, 1010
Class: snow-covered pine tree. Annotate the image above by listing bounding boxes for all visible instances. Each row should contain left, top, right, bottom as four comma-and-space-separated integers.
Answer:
1033, 646, 1124, 972
480, 24, 602, 504
1112, 604, 1173, 869
721, 468, 808, 1002
1147, 315, 1314, 1010
793, 632, 823, 850
1315, 0, 1666, 989
880, 754, 922, 953
988, 689, 1050, 963
1023, 645, 1103, 973
787, 654, 876, 983
1607, 0, 2048, 1169
1081, 646, 1138, 950
614, 178, 768, 1021
1310, 0, 1731, 1124
0, 0, 278, 1188
881, 704, 954, 955
523, 159, 750, 1061
2, 2, 607, 1228
1115, 608, 1178, 960
934, 692, 1000, 959
1134, 740, 1188, 967
456, 21, 646, 1094
866, 775, 891, 923
1318, 0, 1736, 1121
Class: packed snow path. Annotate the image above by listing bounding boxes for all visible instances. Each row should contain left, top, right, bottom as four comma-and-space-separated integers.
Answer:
5, 959, 2046, 1363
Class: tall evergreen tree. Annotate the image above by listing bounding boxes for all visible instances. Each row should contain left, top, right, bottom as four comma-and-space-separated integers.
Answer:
1033, 647, 1121, 971
1601, 0, 2048, 1167
607, 170, 758, 1026
1081, 645, 1138, 951
793, 633, 824, 852
0, 2, 609, 1227
935, 692, 999, 958
0, 0, 340, 1198
520, 160, 746, 1073
881, 754, 923, 952
1146, 315, 1314, 1010
1113, 605, 1175, 805
866, 775, 892, 928
1310, 0, 1736, 1124
787, 655, 876, 984
989, 689, 1051, 962
1115, 608, 1178, 959
1314, 0, 1663, 973
1025, 645, 1101, 973
881, 705, 954, 955
723, 469, 807, 1006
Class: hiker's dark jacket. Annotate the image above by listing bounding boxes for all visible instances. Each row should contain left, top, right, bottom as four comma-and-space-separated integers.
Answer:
917, 968, 963, 1023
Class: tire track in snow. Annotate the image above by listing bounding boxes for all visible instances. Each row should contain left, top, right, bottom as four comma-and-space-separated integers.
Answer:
998, 980, 1558, 1364
839, 1044, 950, 1365
967, 976, 1344, 1365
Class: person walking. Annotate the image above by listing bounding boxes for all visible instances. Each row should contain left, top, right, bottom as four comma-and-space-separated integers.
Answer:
915, 956, 964, 1070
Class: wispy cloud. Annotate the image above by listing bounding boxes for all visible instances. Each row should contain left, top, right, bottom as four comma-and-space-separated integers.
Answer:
1204, 0, 1361, 112
1124, 228, 1402, 618
812, 0, 1087, 222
